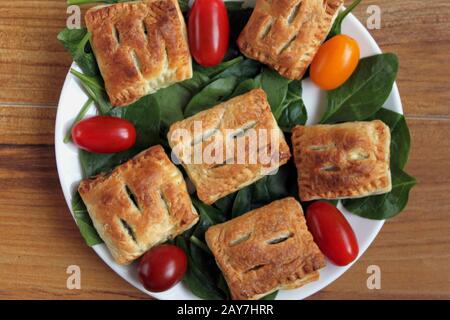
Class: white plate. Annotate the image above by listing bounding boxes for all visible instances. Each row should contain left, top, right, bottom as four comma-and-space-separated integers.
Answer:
55, 2, 402, 300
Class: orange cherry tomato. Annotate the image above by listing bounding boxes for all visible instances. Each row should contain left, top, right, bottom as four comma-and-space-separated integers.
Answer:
310, 34, 360, 90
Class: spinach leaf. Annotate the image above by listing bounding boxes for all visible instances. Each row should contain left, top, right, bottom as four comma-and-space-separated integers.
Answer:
70, 69, 112, 115
369, 108, 411, 169
64, 97, 93, 143
213, 193, 236, 217
327, 0, 362, 39
57, 28, 98, 76
260, 67, 290, 114
342, 166, 417, 220
252, 163, 298, 205
175, 198, 229, 300
177, 0, 189, 12
320, 53, 399, 124
211, 59, 261, 82
260, 291, 278, 300
80, 94, 161, 177
232, 186, 253, 218
184, 76, 239, 117
191, 198, 226, 239
176, 237, 225, 300
277, 80, 308, 131
230, 162, 298, 218
194, 57, 243, 78
229, 78, 260, 98
154, 84, 191, 128
71, 192, 103, 246
225, 1, 245, 11
179, 72, 210, 94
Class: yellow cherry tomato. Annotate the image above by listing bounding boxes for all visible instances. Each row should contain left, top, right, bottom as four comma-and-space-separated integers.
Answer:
310, 34, 360, 90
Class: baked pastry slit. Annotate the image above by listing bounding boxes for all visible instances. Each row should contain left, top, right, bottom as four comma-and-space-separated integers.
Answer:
278, 34, 297, 55
205, 197, 325, 300
266, 231, 294, 244
292, 121, 392, 201
85, 0, 192, 106
287, 2, 302, 24
238, 0, 343, 79
168, 89, 291, 204
78, 145, 199, 264
228, 121, 257, 139
124, 185, 140, 211
119, 218, 138, 244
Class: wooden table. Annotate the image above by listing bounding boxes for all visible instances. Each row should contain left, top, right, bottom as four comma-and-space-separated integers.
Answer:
0, 0, 449, 300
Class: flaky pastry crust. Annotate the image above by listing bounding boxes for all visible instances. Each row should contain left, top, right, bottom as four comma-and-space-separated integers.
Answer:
85, 0, 192, 106
205, 197, 326, 300
78, 145, 198, 265
292, 120, 392, 201
237, 0, 343, 79
167, 89, 291, 205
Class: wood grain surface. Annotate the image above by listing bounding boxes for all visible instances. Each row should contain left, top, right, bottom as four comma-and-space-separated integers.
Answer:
0, 0, 449, 300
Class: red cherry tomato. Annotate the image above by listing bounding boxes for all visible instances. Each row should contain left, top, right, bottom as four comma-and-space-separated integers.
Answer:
188, 0, 229, 67
72, 116, 136, 154
310, 34, 360, 90
306, 202, 359, 266
138, 244, 188, 292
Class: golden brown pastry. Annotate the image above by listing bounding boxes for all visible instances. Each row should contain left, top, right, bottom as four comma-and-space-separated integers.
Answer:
85, 0, 192, 106
205, 197, 326, 300
238, 0, 343, 79
78, 145, 199, 265
292, 120, 392, 201
167, 89, 291, 205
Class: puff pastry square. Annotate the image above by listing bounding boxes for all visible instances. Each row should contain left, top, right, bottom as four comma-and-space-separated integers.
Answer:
238, 0, 343, 79
205, 197, 326, 300
78, 145, 199, 265
292, 120, 392, 201
167, 89, 291, 205
85, 0, 192, 106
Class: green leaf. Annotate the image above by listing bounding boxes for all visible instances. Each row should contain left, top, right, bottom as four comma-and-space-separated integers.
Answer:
70, 69, 112, 115
154, 84, 192, 128
210, 59, 261, 81
327, 0, 362, 39
260, 291, 278, 300
277, 80, 308, 131
177, 0, 189, 12
71, 192, 103, 246
184, 76, 239, 117
177, 197, 230, 300
320, 53, 399, 124
176, 237, 225, 300
225, 1, 245, 11
369, 108, 411, 169
342, 167, 417, 220
194, 57, 243, 78
179, 72, 210, 94
252, 164, 297, 205
232, 186, 253, 218
213, 193, 236, 217
191, 197, 226, 239
260, 67, 290, 114
79, 94, 161, 177
229, 78, 259, 99
64, 97, 93, 143
57, 28, 98, 76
